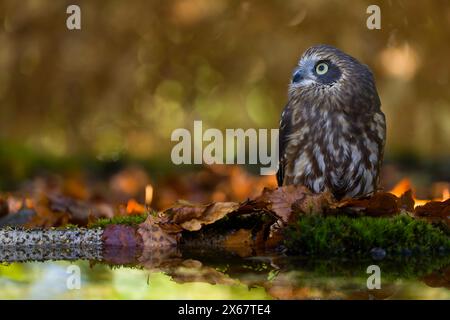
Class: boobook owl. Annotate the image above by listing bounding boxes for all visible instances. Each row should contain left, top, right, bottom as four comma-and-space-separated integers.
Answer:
277, 45, 386, 200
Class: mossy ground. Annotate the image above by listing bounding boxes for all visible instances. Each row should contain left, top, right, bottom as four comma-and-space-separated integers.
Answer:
284, 214, 450, 256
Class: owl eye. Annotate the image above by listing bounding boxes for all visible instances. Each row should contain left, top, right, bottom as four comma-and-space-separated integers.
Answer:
315, 62, 329, 75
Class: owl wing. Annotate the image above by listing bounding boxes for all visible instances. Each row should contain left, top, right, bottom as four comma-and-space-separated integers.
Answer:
277, 105, 293, 186
374, 110, 387, 189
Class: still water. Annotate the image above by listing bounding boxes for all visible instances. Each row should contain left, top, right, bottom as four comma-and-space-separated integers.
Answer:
0, 247, 448, 300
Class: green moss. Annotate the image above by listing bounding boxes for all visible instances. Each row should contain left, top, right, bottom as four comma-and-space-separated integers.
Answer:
284, 214, 450, 256
88, 213, 149, 229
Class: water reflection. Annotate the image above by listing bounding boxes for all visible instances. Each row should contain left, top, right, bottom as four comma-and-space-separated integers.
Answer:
0, 246, 448, 299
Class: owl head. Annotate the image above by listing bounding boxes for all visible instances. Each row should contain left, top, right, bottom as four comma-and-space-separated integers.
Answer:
288, 45, 379, 111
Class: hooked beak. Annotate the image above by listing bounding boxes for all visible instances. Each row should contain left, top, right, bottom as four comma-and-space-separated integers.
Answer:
292, 68, 305, 84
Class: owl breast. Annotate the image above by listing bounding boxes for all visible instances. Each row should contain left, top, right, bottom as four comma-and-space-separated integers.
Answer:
283, 108, 384, 200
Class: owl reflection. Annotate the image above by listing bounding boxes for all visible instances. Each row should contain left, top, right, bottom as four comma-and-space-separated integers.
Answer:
277, 45, 386, 200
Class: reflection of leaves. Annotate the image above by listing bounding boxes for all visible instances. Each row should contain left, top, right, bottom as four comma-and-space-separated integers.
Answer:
267, 269, 280, 282
138, 246, 181, 270
346, 285, 398, 300
421, 266, 450, 289
137, 249, 238, 285
167, 259, 237, 286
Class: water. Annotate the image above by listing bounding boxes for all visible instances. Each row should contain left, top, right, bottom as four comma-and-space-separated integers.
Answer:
0, 247, 448, 299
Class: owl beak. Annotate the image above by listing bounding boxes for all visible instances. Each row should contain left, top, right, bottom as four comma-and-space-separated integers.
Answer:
292, 68, 306, 84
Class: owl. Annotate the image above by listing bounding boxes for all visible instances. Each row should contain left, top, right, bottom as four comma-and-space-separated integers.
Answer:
277, 45, 386, 200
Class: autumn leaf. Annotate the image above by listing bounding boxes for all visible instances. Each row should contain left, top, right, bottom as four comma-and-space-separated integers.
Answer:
26, 195, 70, 228
102, 224, 143, 247
126, 199, 146, 215
102, 224, 143, 264
398, 190, 415, 212
333, 192, 400, 217
414, 199, 450, 227
168, 201, 240, 231
47, 194, 91, 225
255, 185, 333, 222
138, 214, 180, 247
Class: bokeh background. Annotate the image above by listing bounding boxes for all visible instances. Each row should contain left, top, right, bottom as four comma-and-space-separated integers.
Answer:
0, 0, 449, 191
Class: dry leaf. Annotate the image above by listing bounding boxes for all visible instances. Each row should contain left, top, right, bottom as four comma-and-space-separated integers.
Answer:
398, 190, 415, 212
335, 192, 400, 217
102, 224, 143, 247
138, 214, 180, 247
414, 199, 450, 227
102, 225, 143, 264
126, 199, 146, 215
169, 201, 240, 231
48, 194, 91, 225
255, 185, 333, 222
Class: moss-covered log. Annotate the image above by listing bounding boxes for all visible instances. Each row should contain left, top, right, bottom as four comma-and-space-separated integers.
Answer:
284, 215, 450, 256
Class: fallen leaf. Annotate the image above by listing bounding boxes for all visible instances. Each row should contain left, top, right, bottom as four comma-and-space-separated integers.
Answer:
126, 199, 146, 215
292, 191, 334, 216
414, 199, 450, 227
102, 224, 143, 247
255, 185, 332, 222
48, 194, 91, 225
26, 195, 70, 228
169, 201, 240, 231
398, 190, 415, 212
102, 225, 143, 264
138, 214, 180, 247
335, 192, 399, 217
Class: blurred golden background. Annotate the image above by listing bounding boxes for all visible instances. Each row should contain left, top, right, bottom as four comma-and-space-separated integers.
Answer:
0, 0, 449, 188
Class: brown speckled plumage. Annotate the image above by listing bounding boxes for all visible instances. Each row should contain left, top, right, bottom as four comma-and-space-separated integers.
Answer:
277, 45, 386, 200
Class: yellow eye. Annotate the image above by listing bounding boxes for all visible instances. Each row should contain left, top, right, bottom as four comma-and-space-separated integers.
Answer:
315, 62, 329, 75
